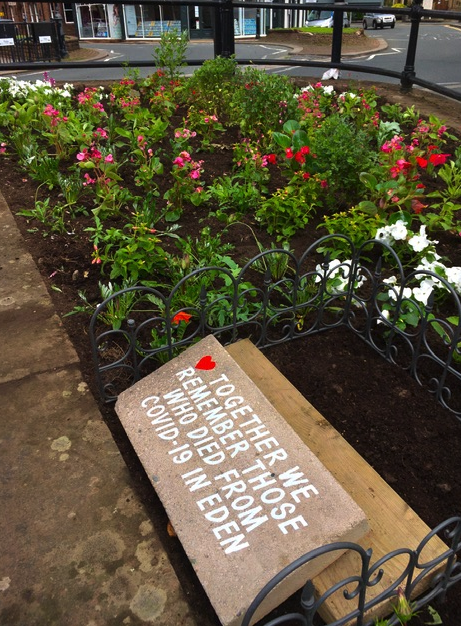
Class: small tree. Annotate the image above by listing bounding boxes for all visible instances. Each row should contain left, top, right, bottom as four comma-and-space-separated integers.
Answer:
152, 29, 189, 82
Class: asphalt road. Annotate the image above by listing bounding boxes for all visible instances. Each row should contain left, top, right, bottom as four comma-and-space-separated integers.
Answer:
281, 22, 461, 92
2, 22, 460, 95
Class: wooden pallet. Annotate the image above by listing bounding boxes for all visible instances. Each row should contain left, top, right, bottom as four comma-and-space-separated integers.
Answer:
227, 339, 448, 623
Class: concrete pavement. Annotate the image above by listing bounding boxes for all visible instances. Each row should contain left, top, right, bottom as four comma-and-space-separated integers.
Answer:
0, 190, 202, 625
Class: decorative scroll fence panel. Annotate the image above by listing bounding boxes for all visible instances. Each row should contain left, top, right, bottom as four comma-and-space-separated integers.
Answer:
89, 234, 461, 417
89, 237, 461, 623
240, 517, 461, 626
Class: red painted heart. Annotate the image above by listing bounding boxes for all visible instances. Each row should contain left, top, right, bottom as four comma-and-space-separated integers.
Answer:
195, 355, 216, 370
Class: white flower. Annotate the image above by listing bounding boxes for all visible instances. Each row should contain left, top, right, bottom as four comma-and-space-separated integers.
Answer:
375, 226, 393, 245
412, 279, 436, 305
377, 308, 391, 325
408, 225, 438, 253
388, 285, 412, 302
444, 266, 461, 294
322, 85, 334, 95
389, 220, 408, 241
383, 275, 397, 285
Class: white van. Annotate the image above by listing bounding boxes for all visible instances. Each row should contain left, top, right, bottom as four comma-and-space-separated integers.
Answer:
306, 10, 350, 28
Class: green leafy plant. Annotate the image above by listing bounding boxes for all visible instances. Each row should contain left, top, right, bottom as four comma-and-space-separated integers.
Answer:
184, 55, 240, 117
209, 174, 261, 224
229, 69, 298, 147
152, 29, 189, 82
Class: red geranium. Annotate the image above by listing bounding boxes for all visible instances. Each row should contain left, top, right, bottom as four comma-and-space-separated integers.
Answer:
172, 312, 192, 324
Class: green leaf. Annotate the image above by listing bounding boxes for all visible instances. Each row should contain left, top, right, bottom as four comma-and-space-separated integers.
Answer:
282, 120, 300, 134
359, 172, 378, 188
165, 209, 181, 222
357, 200, 379, 215
272, 132, 291, 150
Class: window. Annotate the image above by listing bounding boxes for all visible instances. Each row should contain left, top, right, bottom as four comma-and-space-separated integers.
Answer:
63, 2, 74, 23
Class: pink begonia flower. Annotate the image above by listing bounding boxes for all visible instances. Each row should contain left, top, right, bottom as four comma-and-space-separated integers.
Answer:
104, 154, 114, 163
137, 135, 144, 143
83, 173, 96, 186
76, 152, 87, 161
91, 148, 102, 160
95, 127, 108, 138
195, 187, 203, 193
189, 169, 200, 180
179, 151, 191, 161
173, 157, 185, 167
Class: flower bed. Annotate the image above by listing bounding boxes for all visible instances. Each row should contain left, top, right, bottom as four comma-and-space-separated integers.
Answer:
1, 58, 461, 624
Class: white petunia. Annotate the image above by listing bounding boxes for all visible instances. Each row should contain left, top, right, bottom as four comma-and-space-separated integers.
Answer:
389, 220, 408, 241
412, 279, 436, 305
444, 266, 461, 294
408, 225, 438, 253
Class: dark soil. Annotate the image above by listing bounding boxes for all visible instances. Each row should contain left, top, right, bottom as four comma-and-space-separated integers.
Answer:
2, 80, 461, 625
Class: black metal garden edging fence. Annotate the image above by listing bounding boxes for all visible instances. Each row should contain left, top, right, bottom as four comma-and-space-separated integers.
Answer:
90, 234, 461, 415
240, 516, 461, 626
88, 235, 461, 623
2, 0, 461, 102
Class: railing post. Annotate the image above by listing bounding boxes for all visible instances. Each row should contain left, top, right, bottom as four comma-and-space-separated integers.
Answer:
401, 0, 423, 92
52, 9, 68, 60
331, 0, 345, 64
220, 0, 235, 58
214, 3, 223, 57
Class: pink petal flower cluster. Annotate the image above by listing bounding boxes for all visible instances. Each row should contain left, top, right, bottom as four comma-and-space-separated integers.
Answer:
93, 127, 108, 139
43, 104, 68, 127
77, 146, 114, 164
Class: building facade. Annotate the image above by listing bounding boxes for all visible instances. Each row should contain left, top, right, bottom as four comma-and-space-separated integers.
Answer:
71, 2, 265, 41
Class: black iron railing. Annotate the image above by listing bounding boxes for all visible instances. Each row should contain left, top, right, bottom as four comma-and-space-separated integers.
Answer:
240, 516, 461, 626
0, 19, 64, 62
89, 234, 461, 416
1, 1, 461, 102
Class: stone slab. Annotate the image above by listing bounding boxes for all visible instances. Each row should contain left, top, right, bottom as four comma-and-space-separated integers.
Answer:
0, 365, 198, 626
115, 335, 370, 626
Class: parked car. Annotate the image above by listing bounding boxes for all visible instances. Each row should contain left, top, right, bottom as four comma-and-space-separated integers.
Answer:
306, 10, 350, 28
362, 12, 396, 29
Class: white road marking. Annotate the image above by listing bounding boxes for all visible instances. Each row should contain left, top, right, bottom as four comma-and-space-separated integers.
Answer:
348, 47, 403, 62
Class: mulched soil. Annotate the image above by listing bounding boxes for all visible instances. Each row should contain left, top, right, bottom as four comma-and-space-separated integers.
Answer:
2, 78, 461, 625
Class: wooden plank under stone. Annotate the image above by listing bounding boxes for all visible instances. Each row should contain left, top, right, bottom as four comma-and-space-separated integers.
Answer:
227, 339, 448, 623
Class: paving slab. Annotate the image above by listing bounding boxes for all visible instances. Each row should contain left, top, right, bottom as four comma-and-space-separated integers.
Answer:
0, 191, 199, 626
115, 335, 370, 626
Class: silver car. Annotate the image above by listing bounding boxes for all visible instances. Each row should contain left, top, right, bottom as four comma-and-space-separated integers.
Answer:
362, 12, 396, 29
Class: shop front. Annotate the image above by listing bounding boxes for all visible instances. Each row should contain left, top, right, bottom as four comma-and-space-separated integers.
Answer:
76, 3, 122, 38
74, 1, 266, 40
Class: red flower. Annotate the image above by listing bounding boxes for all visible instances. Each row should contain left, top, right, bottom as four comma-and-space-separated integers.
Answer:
429, 153, 450, 166
294, 151, 306, 164
266, 153, 277, 165
302, 172, 310, 180
300, 145, 310, 155
172, 312, 192, 324
416, 156, 428, 168
285, 148, 294, 159
411, 198, 427, 214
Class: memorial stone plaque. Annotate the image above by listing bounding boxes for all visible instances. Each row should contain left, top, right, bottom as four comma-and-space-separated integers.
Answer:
115, 336, 369, 626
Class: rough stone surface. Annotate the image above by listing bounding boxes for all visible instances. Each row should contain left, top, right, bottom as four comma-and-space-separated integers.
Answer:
115, 336, 369, 626
0, 192, 197, 626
